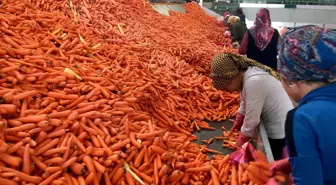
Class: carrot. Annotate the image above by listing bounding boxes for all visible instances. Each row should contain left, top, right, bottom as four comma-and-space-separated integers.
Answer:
77, 176, 86, 185
61, 157, 77, 169
0, 166, 42, 184
17, 115, 47, 123
169, 170, 184, 182
22, 144, 30, 175
210, 169, 220, 185
0, 177, 18, 185
238, 164, 243, 185
93, 160, 106, 173
110, 139, 130, 151
125, 172, 135, 185
35, 138, 59, 156
39, 170, 62, 185
0, 153, 22, 167
158, 164, 169, 178
231, 165, 238, 185
111, 168, 124, 184
83, 156, 96, 174
256, 150, 268, 163
246, 164, 268, 184
186, 166, 213, 172
70, 163, 85, 175
241, 170, 248, 183
274, 174, 287, 183
181, 172, 190, 185
0, 104, 17, 114
30, 156, 47, 171
4, 36, 20, 48
133, 147, 145, 168
85, 172, 95, 184
103, 171, 112, 185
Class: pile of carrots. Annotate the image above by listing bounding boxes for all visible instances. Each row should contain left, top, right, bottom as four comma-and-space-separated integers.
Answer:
0, 0, 284, 184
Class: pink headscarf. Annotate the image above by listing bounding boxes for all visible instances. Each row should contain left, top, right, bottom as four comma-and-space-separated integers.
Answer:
224, 11, 230, 18
249, 8, 274, 51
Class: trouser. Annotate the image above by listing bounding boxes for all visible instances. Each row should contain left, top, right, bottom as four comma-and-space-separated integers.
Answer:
268, 138, 286, 160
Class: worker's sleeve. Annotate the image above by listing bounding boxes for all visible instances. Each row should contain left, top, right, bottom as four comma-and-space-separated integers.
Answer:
240, 78, 266, 138
238, 92, 245, 115
231, 24, 238, 42
285, 110, 324, 185
238, 32, 248, 54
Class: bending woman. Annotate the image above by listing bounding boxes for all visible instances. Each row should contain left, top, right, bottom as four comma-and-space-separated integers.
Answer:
238, 8, 279, 70
268, 25, 336, 185
210, 53, 293, 160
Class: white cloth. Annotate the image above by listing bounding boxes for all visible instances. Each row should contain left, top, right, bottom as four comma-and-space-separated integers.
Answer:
238, 67, 293, 139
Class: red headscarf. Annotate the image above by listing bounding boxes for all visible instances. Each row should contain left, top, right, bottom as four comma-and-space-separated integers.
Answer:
249, 8, 274, 51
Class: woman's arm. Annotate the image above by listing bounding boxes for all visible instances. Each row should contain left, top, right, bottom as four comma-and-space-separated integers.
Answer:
239, 32, 248, 55
240, 77, 266, 137
285, 109, 324, 185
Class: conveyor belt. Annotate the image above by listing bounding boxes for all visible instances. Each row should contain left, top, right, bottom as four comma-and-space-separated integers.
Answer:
151, 4, 186, 16
193, 120, 274, 162
151, 3, 223, 18
193, 120, 235, 158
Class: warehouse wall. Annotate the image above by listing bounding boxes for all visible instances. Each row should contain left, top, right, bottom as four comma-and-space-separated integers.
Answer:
239, 3, 336, 29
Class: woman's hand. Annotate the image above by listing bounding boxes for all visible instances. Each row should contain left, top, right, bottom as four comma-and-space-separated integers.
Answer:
270, 157, 292, 174
235, 132, 250, 148
230, 113, 245, 132
266, 158, 294, 185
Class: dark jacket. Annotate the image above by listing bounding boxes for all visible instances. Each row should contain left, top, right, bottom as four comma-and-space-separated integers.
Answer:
285, 83, 336, 185
229, 22, 247, 43
246, 29, 279, 70
238, 14, 246, 23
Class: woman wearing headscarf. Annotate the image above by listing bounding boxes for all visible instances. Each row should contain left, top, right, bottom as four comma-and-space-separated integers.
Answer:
266, 25, 336, 185
210, 53, 293, 160
227, 16, 247, 44
238, 8, 279, 70
236, 8, 245, 23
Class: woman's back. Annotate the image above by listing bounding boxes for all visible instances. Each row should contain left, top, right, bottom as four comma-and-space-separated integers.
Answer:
239, 67, 293, 139
246, 29, 279, 70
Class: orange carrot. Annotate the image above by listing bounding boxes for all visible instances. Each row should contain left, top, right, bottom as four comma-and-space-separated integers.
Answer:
186, 166, 213, 172
111, 168, 124, 184
149, 145, 166, 155
83, 156, 96, 174
169, 170, 184, 182
39, 170, 62, 185
22, 144, 30, 175
210, 169, 220, 185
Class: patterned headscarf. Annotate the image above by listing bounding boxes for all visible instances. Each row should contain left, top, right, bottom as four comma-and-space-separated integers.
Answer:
249, 8, 274, 51
278, 25, 336, 82
224, 11, 230, 18
210, 53, 279, 90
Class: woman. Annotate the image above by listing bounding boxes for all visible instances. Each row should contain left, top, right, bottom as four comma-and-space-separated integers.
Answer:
237, 8, 245, 23
238, 8, 279, 70
227, 16, 247, 44
223, 11, 231, 27
267, 26, 336, 185
210, 53, 293, 160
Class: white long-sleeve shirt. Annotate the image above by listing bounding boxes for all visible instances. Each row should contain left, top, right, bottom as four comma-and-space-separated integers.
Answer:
238, 67, 293, 139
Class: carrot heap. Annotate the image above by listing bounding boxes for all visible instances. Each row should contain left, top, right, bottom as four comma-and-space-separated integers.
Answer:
0, 0, 252, 184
